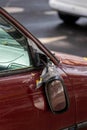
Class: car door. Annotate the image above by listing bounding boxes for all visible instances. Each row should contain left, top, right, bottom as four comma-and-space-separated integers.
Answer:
69, 66, 87, 130
0, 8, 76, 130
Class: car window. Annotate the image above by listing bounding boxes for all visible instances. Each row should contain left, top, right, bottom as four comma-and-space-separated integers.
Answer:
0, 16, 32, 72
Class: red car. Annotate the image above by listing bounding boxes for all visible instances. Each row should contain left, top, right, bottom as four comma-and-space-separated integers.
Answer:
0, 7, 87, 130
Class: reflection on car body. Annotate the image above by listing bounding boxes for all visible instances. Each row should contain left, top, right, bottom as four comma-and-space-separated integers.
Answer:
0, 7, 87, 130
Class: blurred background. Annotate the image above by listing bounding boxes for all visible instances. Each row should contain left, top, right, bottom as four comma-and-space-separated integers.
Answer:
1, 0, 87, 56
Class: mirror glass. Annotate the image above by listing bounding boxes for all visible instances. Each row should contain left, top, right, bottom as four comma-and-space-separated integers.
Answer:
46, 80, 67, 113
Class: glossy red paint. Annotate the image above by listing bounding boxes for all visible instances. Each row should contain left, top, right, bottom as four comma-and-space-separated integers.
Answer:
0, 68, 76, 130
55, 52, 87, 127
0, 7, 87, 130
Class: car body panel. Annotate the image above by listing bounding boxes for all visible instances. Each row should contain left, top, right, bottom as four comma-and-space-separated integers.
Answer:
55, 52, 87, 125
0, 68, 76, 130
59, 0, 87, 8
54, 52, 87, 66
49, 0, 87, 17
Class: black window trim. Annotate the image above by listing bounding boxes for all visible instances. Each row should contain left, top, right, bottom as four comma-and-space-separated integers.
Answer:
0, 66, 44, 78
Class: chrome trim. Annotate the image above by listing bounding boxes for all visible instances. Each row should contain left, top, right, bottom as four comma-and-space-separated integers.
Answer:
77, 121, 87, 129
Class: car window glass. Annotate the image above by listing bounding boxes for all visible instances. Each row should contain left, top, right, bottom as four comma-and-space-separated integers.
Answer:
0, 16, 32, 72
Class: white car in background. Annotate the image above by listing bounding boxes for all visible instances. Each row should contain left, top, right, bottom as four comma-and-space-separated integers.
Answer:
49, 0, 87, 24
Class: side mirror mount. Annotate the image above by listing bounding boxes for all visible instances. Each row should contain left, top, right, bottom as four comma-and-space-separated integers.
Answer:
34, 52, 48, 67
29, 45, 48, 67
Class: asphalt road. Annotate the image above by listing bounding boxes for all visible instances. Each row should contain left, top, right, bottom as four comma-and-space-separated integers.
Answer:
1, 0, 87, 56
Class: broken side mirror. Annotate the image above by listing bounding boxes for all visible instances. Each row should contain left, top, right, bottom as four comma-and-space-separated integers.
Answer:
36, 62, 69, 113
45, 78, 69, 113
